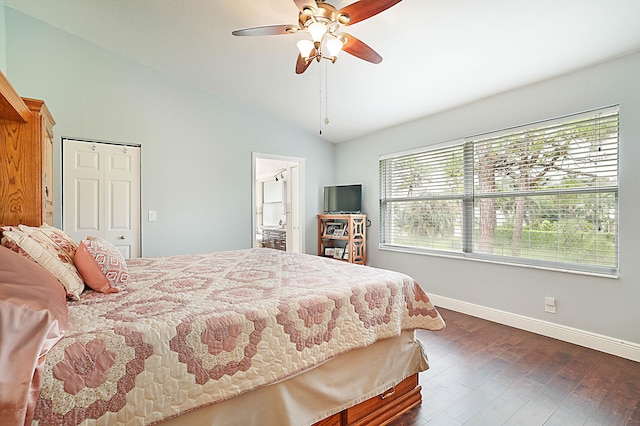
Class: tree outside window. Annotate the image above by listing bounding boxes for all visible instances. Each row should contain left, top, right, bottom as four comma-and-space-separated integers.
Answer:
380, 107, 618, 275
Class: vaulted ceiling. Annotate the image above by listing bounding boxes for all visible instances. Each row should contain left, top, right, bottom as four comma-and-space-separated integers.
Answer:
6, 0, 640, 143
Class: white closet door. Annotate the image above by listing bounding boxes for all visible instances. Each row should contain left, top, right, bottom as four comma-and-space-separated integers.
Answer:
63, 139, 141, 258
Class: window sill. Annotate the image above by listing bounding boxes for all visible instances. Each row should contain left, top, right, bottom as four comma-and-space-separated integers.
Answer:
379, 245, 619, 279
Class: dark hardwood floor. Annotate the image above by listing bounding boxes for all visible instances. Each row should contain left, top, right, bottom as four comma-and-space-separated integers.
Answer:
389, 308, 640, 426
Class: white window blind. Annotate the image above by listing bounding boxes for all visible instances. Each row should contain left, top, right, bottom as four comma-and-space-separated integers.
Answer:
380, 141, 466, 252
380, 106, 619, 275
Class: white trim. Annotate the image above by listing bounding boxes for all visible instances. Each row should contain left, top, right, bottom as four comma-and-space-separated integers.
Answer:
428, 294, 640, 363
379, 138, 464, 161
379, 245, 619, 279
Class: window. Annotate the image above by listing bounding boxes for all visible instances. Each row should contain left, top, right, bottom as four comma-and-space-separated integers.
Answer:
380, 106, 619, 275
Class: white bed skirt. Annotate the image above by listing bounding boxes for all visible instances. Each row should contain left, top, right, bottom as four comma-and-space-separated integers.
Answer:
156, 330, 429, 426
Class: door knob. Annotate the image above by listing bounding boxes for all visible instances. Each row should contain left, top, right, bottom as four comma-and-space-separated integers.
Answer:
118, 236, 125, 240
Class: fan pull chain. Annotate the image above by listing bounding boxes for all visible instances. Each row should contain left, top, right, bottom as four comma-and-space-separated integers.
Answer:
319, 62, 323, 135
319, 61, 329, 136
324, 61, 329, 127
319, 66, 322, 135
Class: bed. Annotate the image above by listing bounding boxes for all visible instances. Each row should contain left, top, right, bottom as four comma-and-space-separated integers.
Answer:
0, 224, 445, 426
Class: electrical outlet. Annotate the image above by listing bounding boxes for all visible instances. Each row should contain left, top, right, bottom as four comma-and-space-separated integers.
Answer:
544, 297, 556, 314
148, 210, 157, 222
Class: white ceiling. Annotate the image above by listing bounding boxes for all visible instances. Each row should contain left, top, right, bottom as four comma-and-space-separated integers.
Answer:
6, 0, 640, 143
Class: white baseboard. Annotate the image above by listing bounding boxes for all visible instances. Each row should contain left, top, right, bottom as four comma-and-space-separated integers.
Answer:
429, 294, 640, 363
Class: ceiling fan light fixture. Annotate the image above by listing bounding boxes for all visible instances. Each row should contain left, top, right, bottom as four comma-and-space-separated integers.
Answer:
308, 21, 327, 44
232, 0, 403, 74
297, 39, 315, 59
326, 36, 344, 60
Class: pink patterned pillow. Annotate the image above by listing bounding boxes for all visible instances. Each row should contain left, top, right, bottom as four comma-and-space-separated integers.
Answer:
74, 241, 120, 293
19, 224, 79, 259
79, 237, 128, 290
1, 227, 37, 263
0, 229, 85, 300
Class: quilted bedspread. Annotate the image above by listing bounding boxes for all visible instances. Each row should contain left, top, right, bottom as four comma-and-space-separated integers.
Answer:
34, 248, 445, 425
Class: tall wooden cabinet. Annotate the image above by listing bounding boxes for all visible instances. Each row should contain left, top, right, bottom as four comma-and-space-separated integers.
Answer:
318, 213, 367, 265
0, 71, 56, 227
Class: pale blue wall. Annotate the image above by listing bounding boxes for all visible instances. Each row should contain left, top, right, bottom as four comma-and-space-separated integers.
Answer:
336, 51, 640, 344
0, 1, 6, 72
4, 8, 335, 257
7, 6, 639, 346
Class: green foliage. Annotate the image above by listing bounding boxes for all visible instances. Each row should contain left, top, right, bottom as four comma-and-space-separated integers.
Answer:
382, 110, 618, 269
489, 224, 616, 266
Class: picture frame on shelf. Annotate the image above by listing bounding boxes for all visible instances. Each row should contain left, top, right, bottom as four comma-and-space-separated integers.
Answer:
334, 247, 344, 259
324, 222, 344, 237
342, 248, 349, 261
324, 247, 335, 257
333, 225, 345, 237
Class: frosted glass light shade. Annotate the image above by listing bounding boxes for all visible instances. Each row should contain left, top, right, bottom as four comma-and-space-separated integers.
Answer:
308, 22, 327, 42
326, 37, 344, 57
297, 40, 315, 59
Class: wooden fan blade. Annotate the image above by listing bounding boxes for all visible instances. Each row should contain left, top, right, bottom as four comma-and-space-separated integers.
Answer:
340, 33, 382, 64
338, 0, 402, 25
293, 0, 318, 15
295, 49, 316, 74
232, 24, 298, 36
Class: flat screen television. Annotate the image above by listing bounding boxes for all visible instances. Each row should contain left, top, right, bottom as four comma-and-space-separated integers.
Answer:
323, 184, 363, 213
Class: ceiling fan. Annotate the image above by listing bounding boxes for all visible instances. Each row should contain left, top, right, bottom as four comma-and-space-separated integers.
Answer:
232, 0, 402, 74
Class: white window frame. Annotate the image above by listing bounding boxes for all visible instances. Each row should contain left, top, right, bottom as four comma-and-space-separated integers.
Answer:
379, 106, 619, 277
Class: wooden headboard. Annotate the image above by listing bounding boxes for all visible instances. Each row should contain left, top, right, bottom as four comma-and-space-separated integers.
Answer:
0, 70, 30, 123
0, 70, 55, 227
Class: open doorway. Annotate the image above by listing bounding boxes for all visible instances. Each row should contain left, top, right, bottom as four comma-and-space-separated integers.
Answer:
252, 153, 305, 253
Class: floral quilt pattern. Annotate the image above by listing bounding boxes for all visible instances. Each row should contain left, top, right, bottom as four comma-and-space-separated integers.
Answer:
34, 249, 445, 425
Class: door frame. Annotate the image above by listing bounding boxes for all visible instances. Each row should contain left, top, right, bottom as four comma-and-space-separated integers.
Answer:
252, 152, 305, 253
61, 137, 142, 256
